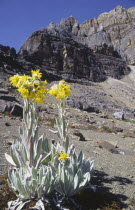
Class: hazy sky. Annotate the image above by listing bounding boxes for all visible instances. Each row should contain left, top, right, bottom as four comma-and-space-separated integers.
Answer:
0, 0, 134, 52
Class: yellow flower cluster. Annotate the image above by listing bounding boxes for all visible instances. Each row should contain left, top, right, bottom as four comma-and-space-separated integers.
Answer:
49, 80, 70, 100
9, 70, 48, 103
58, 153, 70, 161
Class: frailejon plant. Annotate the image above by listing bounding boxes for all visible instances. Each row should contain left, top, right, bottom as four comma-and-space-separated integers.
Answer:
5, 71, 94, 210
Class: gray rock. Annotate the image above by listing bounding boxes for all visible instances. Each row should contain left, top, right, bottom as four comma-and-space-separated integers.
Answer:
73, 130, 87, 141
78, 6, 135, 64
0, 95, 18, 102
67, 98, 100, 113
97, 139, 120, 154
114, 111, 125, 120
2, 102, 13, 113
0, 89, 9, 94
112, 127, 123, 133
17, 7, 131, 82
10, 103, 23, 117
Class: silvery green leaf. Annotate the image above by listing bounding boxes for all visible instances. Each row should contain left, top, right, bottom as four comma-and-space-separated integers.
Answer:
35, 152, 51, 170
90, 160, 94, 171
32, 167, 37, 180
32, 179, 38, 189
15, 200, 30, 210
78, 151, 83, 163
42, 138, 50, 153
5, 153, 16, 166
10, 146, 20, 167
39, 167, 44, 184
36, 136, 43, 157
16, 149, 27, 167
84, 172, 91, 182
63, 137, 69, 153
23, 181, 31, 197
16, 176, 28, 198
74, 173, 79, 190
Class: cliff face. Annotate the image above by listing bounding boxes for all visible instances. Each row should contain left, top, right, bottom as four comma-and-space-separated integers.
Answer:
78, 6, 135, 64
0, 45, 21, 75
18, 5, 134, 81
18, 30, 106, 82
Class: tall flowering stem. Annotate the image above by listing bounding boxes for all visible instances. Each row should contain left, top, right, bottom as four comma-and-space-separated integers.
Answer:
5, 70, 57, 209
49, 80, 71, 152
49, 80, 94, 201
8, 70, 49, 169
21, 98, 38, 167
56, 100, 69, 152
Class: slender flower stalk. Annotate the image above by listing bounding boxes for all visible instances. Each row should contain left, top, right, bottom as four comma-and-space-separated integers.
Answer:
49, 80, 71, 153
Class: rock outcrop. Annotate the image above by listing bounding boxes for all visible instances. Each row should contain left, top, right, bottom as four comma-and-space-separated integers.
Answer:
18, 31, 106, 82
18, 6, 134, 81
77, 6, 135, 64
1, 5, 135, 82
0, 45, 20, 74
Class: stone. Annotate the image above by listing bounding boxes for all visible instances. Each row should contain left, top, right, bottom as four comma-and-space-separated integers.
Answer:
2, 102, 13, 113
97, 139, 120, 154
0, 89, 8, 94
73, 130, 87, 141
0, 95, 18, 102
99, 113, 108, 118
5, 122, 11, 126
89, 119, 96, 124
67, 98, 100, 113
10, 103, 23, 117
113, 111, 124, 120
112, 127, 123, 132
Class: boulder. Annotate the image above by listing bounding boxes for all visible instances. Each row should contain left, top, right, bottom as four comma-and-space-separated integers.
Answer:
67, 98, 100, 113
113, 111, 125, 120
0, 95, 18, 102
10, 103, 23, 117
97, 139, 120, 154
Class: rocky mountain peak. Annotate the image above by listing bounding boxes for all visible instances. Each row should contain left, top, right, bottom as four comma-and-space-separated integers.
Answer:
78, 6, 135, 64
16, 5, 135, 82
60, 16, 78, 26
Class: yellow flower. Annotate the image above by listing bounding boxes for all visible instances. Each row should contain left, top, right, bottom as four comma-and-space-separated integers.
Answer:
58, 153, 70, 161
31, 69, 42, 79
35, 97, 44, 103
18, 87, 29, 98
49, 80, 71, 100
9, 70, 48, 103
9, 74, 21, 87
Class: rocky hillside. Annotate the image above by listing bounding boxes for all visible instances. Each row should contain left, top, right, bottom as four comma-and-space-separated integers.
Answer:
17, 5, 135, 82
77, 6, 135, 65
0, 5, 135, 82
